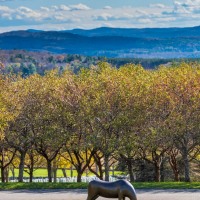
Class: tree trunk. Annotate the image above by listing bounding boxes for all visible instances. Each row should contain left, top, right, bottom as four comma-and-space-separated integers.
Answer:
168, 150, 180, 181
11, 166, 15, 181
29, 168, 33, 183
95, 153, 104, 180
182, 147, 190, 182
76, 168, 82, 182
53, 169, 57, 182
62, 168, 67, 177
96, 163, 99, 174
53, 159, 57, 183
170, 161, 180, 181
77, 173, 82, 182
160, 160, 165, 182
127, 160, 135, 182
99, 167, 104, 180
5, 167, 9, 182
1, 166, 5, 183
88, 155, 104, 180
47, 160, 52, 182
28, 151, 34, 183
154, 164, 161, 182
151, 150, 164, 182
174, 171, 180, 181
104, 154, 109, 181
18, 151, 26, 182
70, 166, 73, 178
1, 149, 5, 183
112, 165, 114, 177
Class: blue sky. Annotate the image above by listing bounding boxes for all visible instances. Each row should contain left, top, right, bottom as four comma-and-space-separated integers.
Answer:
1, 0, 173, 9
0, 0, 200, 32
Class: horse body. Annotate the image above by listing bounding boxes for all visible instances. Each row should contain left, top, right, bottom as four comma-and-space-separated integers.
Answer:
87, 179, 137, 200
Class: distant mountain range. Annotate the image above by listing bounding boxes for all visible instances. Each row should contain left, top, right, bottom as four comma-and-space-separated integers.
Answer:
66, 26, 200, 38
1, 26, 200, 58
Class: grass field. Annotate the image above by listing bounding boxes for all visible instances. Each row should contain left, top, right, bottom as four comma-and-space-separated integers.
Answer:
9, 168, 85, 177
0, 182, 200, 190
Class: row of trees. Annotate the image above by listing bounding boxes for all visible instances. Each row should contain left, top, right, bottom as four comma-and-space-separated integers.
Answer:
0, 62, 200, 183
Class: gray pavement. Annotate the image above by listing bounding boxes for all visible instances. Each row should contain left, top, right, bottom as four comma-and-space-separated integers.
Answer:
0, 189, 200, 200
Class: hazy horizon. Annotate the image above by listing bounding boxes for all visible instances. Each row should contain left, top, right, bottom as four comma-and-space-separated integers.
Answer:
0, 0, 200, 33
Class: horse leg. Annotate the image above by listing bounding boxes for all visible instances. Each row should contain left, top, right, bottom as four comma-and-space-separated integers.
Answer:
118, 192, 124, 200
130, 194, 137, 200
91, 195, 99, 200
87, 194, 98, 200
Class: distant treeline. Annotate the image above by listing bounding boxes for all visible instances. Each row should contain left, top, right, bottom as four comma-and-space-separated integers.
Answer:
107, 57, 200, 69
1, 50, 200, 77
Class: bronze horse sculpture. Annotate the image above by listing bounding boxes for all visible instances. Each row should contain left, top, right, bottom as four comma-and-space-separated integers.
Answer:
87, 179, 137, 200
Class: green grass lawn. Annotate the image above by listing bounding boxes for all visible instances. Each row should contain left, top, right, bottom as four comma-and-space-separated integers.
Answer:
0, 182, 199, 190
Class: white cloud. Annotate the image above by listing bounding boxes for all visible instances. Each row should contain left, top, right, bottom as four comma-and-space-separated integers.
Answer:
173, 1, 191, 14
51, 4, 90, 12
40, 7, 50, 12
54, 13, 65, 21
158, 1, 200, 28
17, 6, 33, 13
150, 4, 166, 9
69, 3, 90, 11
104, 6, 112, 10
16, 6, 42, 20
0, 5, 13, 20
93, 13, 114, 21
1, 13, 12, 20
172, 0, 200, 13
0, 5, 12, 12
59, 5, 70, 11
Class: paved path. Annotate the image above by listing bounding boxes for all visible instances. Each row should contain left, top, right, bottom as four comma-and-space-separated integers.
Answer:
0, 189, 200, 200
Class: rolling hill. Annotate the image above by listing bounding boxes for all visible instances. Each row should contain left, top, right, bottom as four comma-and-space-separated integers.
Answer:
1, 26, 200, 58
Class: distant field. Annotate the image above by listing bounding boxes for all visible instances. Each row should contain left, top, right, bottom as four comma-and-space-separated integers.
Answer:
5, 168, 123, 178
9, 168, 82, 178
